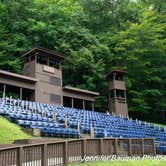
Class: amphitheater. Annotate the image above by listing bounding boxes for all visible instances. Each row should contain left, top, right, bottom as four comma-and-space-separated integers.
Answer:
0, 48, 165, 166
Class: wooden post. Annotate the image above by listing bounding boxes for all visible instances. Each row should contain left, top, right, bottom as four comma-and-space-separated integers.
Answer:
100, 139, 104, 155
13, 99, 17, 106
25, 101, 28, 111
18, 147, 23, 166
113, 72, 116, 80
83, 100, 85, 110
128, 139, 132, 156
5, 96, 9, 103
64, 117, 68, 128
90, 124, 94, 138
92, 102, 94, 112
2, 92, 5, 99
71, 98, 74, 108
13, 99, 16, 111
114, 89, 116, 98
152, 139, 156, 156
42, 110, 46, 117
32, 105, 37, 114
82, 139, 86, 160
47, 57, 49, 66
17, 99, 19, 107
14, 105, 16, 112
3, 84, 6, 98
52, 112, 57, 122
141, 139, 144, 157
41, 144, 48, 166
9, 96, 12, 105
77, 120, 80, 133
115, 139, 118, 155
63, 141, 68, 165
20, 88, 22, 100
21, 101, 25, 110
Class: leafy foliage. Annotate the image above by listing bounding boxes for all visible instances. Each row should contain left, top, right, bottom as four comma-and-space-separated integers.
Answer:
0, 0, 165, 122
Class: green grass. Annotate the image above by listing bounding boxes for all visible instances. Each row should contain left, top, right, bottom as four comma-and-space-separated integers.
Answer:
68, 159, 166, 166
0, 116, 31, 144
152, 123, 166, 129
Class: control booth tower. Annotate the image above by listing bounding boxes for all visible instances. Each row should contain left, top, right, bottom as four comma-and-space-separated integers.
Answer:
23, 47, 65, 105
107, 70, 128, 117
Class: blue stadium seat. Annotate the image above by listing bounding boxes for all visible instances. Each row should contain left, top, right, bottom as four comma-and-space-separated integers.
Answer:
0, 97, 166, 153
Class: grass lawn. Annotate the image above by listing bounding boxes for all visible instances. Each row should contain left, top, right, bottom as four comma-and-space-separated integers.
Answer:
152, 123, 166, 129
0, 116, 31, 144
68, 159, 166, 166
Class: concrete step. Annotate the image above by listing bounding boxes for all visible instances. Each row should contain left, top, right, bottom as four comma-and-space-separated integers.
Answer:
80, 133, 91, 138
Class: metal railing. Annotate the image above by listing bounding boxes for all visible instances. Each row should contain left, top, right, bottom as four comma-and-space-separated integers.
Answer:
0, 138, 156, 166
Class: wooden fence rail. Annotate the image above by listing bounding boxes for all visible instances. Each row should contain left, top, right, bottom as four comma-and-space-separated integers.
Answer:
0, 138, 156, 166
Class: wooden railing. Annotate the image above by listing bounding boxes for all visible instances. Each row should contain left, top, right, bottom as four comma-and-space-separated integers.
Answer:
0, 138, 156, 166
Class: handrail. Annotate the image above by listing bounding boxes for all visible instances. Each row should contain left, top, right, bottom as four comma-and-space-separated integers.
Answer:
0, 138, 156, 166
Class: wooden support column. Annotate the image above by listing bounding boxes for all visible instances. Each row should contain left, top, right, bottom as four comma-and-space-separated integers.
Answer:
124, 90, 127, 100
114, 89, 116, 98
83, 100, 85, 110
113, 73, 116, 80
47, 57, 49, 66
3, 84, 6, 98
92, 102, 94, 111
71, 98, 74, 108
61, 95, 63, 106
20, 88, 22, 100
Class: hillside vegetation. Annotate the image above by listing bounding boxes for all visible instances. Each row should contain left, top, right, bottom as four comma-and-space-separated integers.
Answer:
0, 0, 165, 123
0, 116, 31, 144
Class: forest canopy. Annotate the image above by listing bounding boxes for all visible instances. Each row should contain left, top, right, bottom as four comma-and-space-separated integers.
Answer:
0, 0, 165, 123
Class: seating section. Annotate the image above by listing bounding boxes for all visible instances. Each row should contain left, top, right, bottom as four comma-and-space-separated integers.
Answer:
0, 97, 166, 154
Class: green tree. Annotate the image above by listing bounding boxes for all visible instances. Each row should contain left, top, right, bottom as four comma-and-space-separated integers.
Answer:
0, 0, 165, 122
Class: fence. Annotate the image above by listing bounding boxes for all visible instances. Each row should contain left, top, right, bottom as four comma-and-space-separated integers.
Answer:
0, 138, 156, 166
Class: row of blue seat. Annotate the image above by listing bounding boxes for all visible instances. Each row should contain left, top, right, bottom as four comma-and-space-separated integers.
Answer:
0, 97, 166, 153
